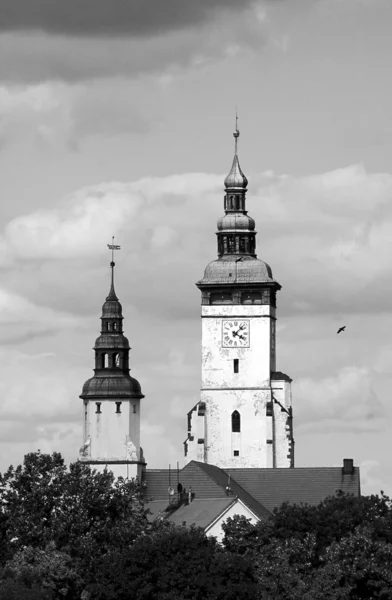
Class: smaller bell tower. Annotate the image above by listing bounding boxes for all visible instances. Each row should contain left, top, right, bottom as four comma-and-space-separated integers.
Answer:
79, 241, 145, 480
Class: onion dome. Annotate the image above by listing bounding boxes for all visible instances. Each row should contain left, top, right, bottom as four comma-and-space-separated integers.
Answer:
224, 154, 248, 189
217, 213, 255, 231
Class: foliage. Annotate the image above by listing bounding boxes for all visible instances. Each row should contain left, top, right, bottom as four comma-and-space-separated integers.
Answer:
0, 451, 151, 595
222, 492, 392, 600
92, 524, 259, 600
0, 577, 52, 600
2, 542, 81, 599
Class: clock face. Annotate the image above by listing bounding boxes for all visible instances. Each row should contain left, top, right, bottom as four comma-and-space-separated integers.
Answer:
222, 320, 250, 347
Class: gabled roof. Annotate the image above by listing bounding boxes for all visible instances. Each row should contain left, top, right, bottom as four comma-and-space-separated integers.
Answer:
168, 498, 236, 529
193, 462, 271, 519
225, 466, 361, 513
143, 462, 361, 529
144, 461, 270, 526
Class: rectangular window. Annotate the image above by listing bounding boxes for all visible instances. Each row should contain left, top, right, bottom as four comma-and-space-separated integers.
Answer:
233, 359, 239, 373
234, 450, 239, 457
266, 401, 273, 416
115, 402, 122, 414
133, 404, 137, 414
95, 402, 101, 414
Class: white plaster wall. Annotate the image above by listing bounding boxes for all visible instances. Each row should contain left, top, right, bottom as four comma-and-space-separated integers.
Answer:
201, 305, 274, 388
89, 462, 140, 480
206, 499, 259, 543
84, 398, 141, 461
202, 388, 271, 468
271, 380, 293, 468
185, 406, 204, 464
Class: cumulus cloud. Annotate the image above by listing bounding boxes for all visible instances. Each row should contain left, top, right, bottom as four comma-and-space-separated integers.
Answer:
295, 366, 384, 433
0, 79, 155, 149
0, 4, 267, 83
0, 0, 257, 37
2, 164, 392, 318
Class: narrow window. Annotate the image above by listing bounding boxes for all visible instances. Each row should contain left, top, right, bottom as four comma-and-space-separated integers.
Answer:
107, 322, 111, 331
228, 236, 235, 252
239, 237, 246, 252
113, 322, 117, 331
133, 405, 137, 414
234, 450, 239, 457
113, 353, 120, 367
115, 402, 122, 414
233, 359, 239, 374
266, 401, 273, 416
231, 410, 241, 433
101, 353, 108, 369
95, 402, 101, 414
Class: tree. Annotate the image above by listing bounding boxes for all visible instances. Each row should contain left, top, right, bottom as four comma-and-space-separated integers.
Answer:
93, 524, 260, 600
0, 578, 52, 600
0, 451, 152, 594
2, 542, 81, 599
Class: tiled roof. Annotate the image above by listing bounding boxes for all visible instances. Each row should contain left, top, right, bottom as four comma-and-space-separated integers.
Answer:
144, 462, 270, 525
168, 498, 236, 529
195, 462, 271, 519
225, 466, 361, 513
144, 463, 227, 501
143, 462, 361, 529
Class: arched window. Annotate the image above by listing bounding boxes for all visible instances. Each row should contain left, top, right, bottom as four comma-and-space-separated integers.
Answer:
113, 322, 117, 331
106, 322, 111, 331
113, 353, 121, 367
231, 410, 241, 433
101, 353, 109, 368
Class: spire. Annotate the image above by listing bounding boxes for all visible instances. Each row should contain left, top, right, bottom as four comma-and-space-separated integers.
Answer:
106, 237, 121, 300
224, 113, 248, 190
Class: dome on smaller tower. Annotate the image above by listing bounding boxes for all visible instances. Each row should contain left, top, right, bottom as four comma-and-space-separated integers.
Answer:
217, 213, 255, 231
94, 334, 130, 349
81, 372, 143, 399
102, 298, 123, 319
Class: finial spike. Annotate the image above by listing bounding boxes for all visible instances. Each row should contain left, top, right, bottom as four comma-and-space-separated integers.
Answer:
233, 107, 239, 155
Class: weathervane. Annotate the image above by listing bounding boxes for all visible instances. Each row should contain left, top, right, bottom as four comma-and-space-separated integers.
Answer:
107, 236, 121, 266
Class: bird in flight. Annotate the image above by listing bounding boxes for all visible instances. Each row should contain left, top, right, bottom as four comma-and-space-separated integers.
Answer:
337, 326, 346, 334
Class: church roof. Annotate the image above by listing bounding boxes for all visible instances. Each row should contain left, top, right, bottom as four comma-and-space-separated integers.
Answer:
147, 498, 236, 530
144, 460, 360, 529
225, 465, 361, 513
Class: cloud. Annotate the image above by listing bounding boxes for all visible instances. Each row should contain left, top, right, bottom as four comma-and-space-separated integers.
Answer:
2, 164, 392, 321
0, 287, 79, 344
0, 4, 267, 83
295, 366, 384, 433
0, 79, 156, 149
0, 0, 257, 37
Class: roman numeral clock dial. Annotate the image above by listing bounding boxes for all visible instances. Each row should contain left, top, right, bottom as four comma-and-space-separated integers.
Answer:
222, 320, 250, 347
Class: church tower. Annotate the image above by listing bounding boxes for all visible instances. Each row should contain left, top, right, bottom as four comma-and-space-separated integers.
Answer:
79, 252, 145, 479
185, 126, 294, 469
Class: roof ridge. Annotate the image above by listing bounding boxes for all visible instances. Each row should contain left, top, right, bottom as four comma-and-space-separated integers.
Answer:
191, 461, 271, 518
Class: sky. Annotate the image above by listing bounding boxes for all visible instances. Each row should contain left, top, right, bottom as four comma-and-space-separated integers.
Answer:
1, 0, 392, 497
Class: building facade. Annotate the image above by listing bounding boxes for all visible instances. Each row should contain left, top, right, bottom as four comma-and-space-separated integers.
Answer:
185, 128, 294, 469
79, 259, 145, 480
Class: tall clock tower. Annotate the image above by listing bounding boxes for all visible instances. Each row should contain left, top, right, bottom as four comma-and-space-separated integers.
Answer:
185, 127, 294, 469
79, 256, 146, 480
